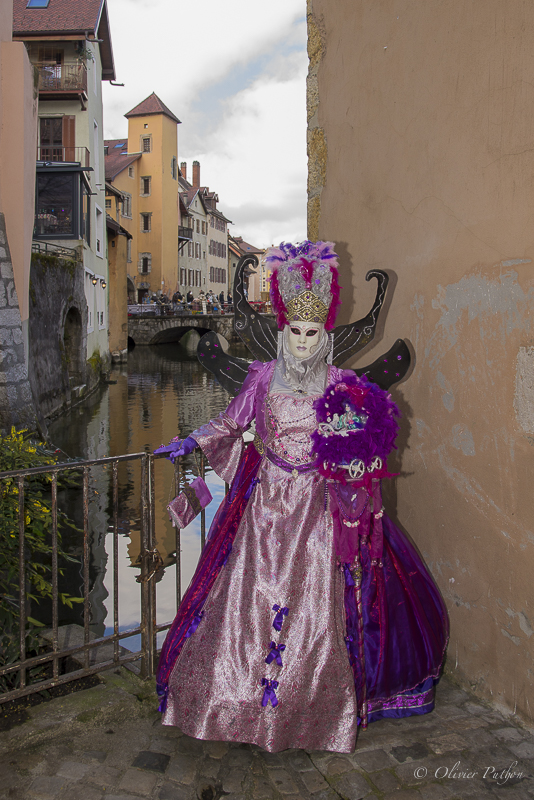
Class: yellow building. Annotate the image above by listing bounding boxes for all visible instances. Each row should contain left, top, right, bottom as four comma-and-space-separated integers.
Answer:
105, 93, 185, 304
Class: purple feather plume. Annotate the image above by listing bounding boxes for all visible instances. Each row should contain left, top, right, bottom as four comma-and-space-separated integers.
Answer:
312, 373, 400, 482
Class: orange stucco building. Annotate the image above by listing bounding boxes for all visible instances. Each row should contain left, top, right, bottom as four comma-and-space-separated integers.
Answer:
308, 0, 534, 723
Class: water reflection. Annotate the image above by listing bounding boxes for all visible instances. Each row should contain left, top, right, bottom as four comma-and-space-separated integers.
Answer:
48, 340, 249, 647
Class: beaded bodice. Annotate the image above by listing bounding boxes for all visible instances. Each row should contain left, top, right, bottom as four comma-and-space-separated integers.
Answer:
264, 393, 319, 465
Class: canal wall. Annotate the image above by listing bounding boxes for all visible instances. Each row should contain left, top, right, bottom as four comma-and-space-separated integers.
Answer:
28, 252, 108, 421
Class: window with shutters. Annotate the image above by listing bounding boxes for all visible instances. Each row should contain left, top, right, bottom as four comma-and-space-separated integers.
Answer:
39, 115, 75, 162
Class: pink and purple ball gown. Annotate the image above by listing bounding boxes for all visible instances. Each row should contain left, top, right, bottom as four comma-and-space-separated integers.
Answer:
157, 360, 449, 753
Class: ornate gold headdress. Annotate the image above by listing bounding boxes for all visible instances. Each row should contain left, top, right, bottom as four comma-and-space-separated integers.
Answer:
285, 290, 329, 324
267, 241, 341, 331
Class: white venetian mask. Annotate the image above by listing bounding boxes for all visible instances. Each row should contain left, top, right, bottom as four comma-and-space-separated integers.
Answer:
287, 322, 325, 359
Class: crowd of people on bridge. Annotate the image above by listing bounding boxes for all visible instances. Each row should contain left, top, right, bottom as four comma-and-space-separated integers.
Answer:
139, 289, 234, 315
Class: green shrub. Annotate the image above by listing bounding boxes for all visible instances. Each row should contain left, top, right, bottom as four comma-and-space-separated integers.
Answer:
0, 428, 82, 692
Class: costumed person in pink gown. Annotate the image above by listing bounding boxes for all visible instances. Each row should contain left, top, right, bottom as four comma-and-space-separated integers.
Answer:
155, 241, 449, 753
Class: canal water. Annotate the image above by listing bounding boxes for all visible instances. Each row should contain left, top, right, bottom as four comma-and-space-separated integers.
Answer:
47, 340, 250, 651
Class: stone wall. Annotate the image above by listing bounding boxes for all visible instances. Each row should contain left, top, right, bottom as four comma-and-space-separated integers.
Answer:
28, 252, 98, 421
0, 213, 37, 431
308, 0, 534, 723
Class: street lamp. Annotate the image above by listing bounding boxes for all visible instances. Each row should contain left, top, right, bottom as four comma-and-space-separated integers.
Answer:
100, 279, 107, 289
91, 275, 98, 286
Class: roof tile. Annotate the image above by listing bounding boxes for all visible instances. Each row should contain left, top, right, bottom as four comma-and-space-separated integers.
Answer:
125, 92, 181, 125
13, 0, 103, 35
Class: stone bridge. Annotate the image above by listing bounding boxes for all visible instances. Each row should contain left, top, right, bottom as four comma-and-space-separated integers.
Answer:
128, 312, 275, 347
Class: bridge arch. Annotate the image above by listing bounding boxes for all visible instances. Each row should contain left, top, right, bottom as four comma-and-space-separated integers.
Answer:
127, 313, 239, 346
149, 325, 210, 345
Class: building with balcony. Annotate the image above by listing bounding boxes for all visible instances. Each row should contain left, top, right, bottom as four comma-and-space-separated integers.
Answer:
13, 0, 116, 416
104, 93, 181, 304
178, 161, 231, 295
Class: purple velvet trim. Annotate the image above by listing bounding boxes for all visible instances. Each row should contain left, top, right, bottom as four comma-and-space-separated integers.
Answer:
367, 677, 437, 723
343, 563, 356, 587
272, 605, 289, 632
263, 446, 316, 474
343, 514, 449, 711
222, 543, 232, 566
261, 678, 279, 707
158, 686, 168, 713
156, 443, 262, 700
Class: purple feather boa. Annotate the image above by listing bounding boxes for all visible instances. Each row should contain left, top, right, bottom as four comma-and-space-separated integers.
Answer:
312, 373, 400, 482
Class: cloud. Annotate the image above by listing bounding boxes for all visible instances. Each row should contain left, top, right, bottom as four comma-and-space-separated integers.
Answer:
103, 0, 307, 247
185, 49, 308, 246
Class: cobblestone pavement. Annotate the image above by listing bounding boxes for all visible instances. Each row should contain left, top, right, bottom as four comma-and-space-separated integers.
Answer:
0, 670, 533, 800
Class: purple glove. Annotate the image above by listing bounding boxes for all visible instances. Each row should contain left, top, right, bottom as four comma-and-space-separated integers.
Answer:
154, 436, 197, 463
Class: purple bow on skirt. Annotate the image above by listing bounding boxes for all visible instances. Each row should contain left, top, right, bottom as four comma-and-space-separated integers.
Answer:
185, 612, 203, 638
265, 642, 285, 666
261, 678, 279, 707
272, 605, 289, 631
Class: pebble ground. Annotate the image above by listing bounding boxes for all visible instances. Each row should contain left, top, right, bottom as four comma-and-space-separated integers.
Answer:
0, 670, 532, 800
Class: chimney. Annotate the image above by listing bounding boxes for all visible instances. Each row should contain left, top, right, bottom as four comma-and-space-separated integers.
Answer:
192, 160, 200, 188
180, 161, 187, 181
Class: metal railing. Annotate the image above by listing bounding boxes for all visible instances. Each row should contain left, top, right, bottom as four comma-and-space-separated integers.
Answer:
127, 303, 235, 317
32, 240, 81, 261
37, 146, 90, 169
0, 449, 208, 704
35, 62, 87, 94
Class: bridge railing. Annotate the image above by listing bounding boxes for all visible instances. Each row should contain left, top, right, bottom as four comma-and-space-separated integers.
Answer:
128, 304, 236, 317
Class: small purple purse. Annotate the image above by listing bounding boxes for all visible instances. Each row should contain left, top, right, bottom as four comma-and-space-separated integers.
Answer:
167, 476, 213, 529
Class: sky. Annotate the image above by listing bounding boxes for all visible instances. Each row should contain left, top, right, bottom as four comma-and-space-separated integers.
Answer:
102, 0, 308, 249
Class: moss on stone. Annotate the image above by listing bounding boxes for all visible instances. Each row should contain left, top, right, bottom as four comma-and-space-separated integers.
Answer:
307, 195, 321, 242
87, 351, 102, 376
307, 127, 327, 194
31, 252, 76, 279
307, 12, 324, 70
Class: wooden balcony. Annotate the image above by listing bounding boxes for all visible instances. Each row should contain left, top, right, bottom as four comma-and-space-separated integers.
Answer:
179, 225, 194, 241
35, 62, 88, 107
